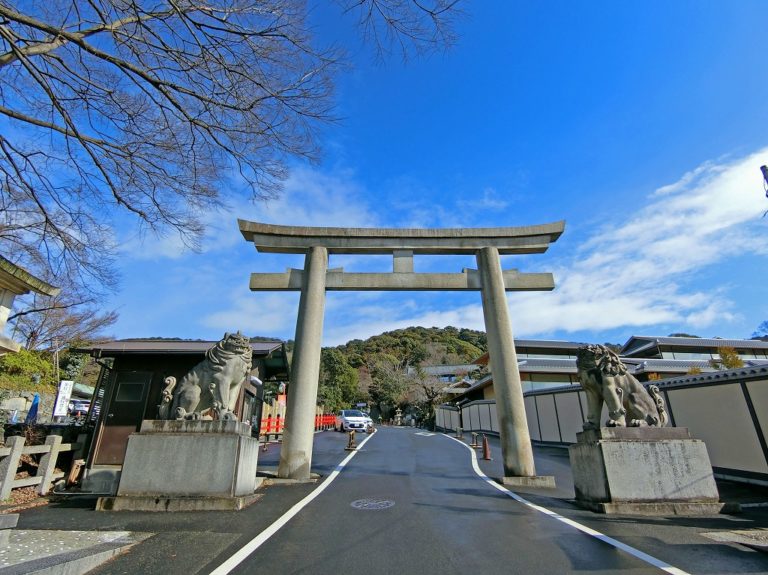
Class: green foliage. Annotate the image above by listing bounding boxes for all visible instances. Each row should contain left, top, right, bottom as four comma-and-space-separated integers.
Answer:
337, 326, 486, 366
318, 348, 359, 413
668, 333, 701, 338
367, 353, 410, 413
0, 348, 57, 392
0, 389, 9, 425
321, 326, 487, 415
59, 351, 88, 382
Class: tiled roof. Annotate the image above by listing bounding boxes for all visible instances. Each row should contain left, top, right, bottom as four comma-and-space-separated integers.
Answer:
514, 339, 584, 349
657, 366, 768, 387
517, 358, 578, 373
622, 358, 715, 374
75, 339, 283, 357
621, 335, 768, 355
0, 255, 60, 296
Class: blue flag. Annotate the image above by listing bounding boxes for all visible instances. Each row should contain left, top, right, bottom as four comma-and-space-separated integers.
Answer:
25, 393, 39, 424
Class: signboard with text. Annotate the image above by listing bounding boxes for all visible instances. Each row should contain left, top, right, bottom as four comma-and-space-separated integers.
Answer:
53, 380, 74, 417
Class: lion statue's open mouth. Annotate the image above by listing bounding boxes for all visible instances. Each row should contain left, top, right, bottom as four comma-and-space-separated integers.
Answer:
158, 332, 253, 421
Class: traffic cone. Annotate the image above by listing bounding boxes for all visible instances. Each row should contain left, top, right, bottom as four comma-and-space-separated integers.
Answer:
482, 434, 492, 460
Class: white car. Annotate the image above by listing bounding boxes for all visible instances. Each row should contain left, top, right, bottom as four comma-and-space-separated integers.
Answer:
336, 409, 373, 433
68, 399, 90, 415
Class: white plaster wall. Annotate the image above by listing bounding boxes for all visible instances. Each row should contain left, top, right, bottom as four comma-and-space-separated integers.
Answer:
668, 384, 768, 474
536, 395, 560, 442
554, 392, 583, 443
525, 395, 540, 441
746, 379, 768, 440
463, 404, 475, 431
478, 403, 491, 430
489, 403, 499, 433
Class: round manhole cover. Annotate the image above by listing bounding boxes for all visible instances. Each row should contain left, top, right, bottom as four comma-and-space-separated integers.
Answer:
350, 498, 395, 510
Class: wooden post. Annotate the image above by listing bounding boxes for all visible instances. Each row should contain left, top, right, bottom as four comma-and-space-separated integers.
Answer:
73, 433, 88, 460
0, 437, 24, 500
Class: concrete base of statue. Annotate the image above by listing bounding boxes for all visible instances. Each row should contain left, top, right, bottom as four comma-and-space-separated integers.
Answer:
569, 427, 729, 515
97, 420, 262, 512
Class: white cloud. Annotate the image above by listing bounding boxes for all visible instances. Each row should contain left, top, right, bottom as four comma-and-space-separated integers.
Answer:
323, 299, 486, 346
202, 292, 300, 336
506, 148, 768, 336
458, 187, 510, 210
315, 147, 768, 343
120, 165, 379, 260
146, 148, 768, 344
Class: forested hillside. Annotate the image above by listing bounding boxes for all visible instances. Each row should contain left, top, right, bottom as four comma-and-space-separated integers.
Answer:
336, 326, 487, 368
318, 326, 488, 422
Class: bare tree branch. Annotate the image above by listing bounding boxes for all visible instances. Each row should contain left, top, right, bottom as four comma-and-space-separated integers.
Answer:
0, 0, 460, 302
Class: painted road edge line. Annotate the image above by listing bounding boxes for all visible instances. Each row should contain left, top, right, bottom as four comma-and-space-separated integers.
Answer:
444, 434, 691, 575
210, 431, 377, 575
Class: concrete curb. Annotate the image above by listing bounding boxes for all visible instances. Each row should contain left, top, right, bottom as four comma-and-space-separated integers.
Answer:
0, 531, 152, 575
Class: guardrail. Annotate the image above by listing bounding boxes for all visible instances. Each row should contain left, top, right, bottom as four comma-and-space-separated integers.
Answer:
0, 435, 84, 499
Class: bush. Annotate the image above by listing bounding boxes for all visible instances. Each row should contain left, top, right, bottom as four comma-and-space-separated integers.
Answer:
0, 349, 57, 393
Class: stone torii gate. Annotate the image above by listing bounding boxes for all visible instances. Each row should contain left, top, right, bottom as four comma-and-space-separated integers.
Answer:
239, 220, 564, 485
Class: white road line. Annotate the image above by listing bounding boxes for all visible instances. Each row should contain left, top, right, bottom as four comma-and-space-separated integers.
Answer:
444, 434, 690, 575
210, 431, 377, 575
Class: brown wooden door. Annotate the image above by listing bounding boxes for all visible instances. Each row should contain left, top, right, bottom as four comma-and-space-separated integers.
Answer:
93, 370, 153, 465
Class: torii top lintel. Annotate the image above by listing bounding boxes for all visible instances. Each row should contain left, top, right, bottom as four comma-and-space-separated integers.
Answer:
238, 220, 565, 255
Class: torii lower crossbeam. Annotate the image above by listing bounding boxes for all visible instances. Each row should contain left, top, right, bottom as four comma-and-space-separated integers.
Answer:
239, 220, 564, 485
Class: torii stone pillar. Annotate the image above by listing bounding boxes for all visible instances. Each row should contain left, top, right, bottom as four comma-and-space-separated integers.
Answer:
478, 247, 539, 483
240, 220, 564, 484
278, 246, 327, 479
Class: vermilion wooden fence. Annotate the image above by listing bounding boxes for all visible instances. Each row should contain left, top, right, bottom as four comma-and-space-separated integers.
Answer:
259, 404, 335, 440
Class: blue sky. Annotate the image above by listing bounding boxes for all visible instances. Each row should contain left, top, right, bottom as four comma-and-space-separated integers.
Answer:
108, 1, 768, 347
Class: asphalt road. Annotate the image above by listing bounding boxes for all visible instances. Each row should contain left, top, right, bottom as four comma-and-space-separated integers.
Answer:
17, 427, 768, 574
217, 428, 660, 575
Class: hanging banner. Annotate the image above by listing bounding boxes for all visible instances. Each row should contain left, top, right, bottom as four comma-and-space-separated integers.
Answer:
53, 380, 75, 417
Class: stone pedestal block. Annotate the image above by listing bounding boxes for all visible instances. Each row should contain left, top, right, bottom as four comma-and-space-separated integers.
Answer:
569, 427, 726, 515
501, 475, 556, 488
97, 420, 262, 512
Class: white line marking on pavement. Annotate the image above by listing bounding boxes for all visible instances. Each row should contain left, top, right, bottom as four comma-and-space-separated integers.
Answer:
444, 434, 691, 575
210, 431, 377, 575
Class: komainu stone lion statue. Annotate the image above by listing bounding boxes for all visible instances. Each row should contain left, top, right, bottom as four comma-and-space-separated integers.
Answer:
158, 332, 252, 421
576, 344, 668, 430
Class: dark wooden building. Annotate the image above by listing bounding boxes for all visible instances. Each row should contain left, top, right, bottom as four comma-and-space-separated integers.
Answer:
76, 339, 289, 494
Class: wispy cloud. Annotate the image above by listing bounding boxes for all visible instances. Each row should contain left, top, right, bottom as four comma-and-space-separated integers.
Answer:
316, 148, 768, 343
118, 149, 768, 345
458, 187, 511, 211
508, 148, 768, 336
120, 165, 379, 260
202, 291, 300, 336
